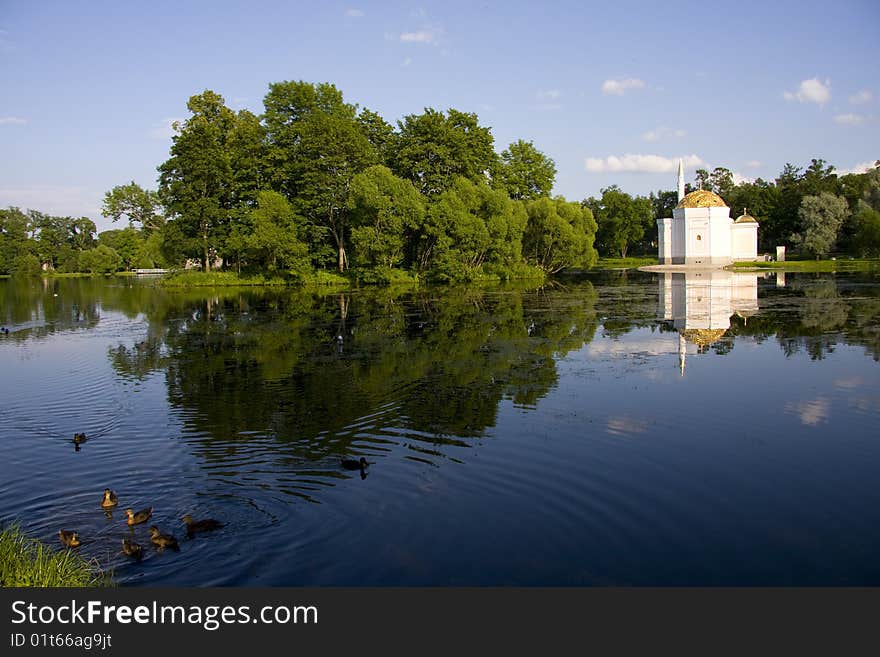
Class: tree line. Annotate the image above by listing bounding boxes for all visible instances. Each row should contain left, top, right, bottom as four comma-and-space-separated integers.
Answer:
1, 79, 878, 278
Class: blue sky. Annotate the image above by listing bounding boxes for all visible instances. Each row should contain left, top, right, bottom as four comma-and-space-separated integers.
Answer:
1, 0, 878, 232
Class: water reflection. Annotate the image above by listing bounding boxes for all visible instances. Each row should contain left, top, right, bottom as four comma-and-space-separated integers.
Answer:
658, 270, 763, 374
1, 274, 879, 586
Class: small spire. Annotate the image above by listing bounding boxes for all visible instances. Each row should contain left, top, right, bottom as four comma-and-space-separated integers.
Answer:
677, 158, 685, 202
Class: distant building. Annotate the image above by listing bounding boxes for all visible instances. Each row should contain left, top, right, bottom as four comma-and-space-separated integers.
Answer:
657, 160, 758, 266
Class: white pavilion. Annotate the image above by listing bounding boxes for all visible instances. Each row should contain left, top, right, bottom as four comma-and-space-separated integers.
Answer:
657, 160, 759, 266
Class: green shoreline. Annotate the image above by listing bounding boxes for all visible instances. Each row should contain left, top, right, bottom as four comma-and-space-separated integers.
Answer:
0, 524, 111, 587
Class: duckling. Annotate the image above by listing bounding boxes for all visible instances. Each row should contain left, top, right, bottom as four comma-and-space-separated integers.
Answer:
125, 507, 153, 526
121, 537, 143, 561
182, 513, 224, 536
72, 432, 88, 444
58, 529, 81, 548
341, 456, 368, 471
100, 488, 118, 508
149, 526, 179, 551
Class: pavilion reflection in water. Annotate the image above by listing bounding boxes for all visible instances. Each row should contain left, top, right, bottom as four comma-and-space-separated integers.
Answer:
658, 270, 772, 374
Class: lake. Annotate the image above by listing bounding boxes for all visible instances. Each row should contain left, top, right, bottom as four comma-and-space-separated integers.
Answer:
1, 269, 879, 586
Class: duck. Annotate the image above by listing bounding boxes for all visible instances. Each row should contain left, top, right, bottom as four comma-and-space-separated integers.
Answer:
100, 488, 118, 508
72, 432, 88, 445
341, 456, 368, 471
182, 513, 224, 536
125, 507, 153, 526
58, 529, 81, 548
121, 537, 143, 561
149, 526, 179, 551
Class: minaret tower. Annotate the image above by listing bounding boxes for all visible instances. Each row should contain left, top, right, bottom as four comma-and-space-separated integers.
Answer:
677, 158, 685, 203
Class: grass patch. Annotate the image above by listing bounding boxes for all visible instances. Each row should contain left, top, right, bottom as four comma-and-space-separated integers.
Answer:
0, 524, 110, 587
594, 256, 658, 270
729, 258, 880, 272
159, 270, 292, 287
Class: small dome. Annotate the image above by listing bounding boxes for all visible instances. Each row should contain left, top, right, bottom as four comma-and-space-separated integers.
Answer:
680, 328, 727, 347
734, 210, 758, 224
676, 190, 727, 209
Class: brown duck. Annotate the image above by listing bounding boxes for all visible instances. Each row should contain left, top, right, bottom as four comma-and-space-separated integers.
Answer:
125, 507, 153, 526
72, 432, 88, 445
101, 488, 118, 508
182, 513, 224, 536
58, 529, 81, 548
149, 526, 179, 551
121, 537, 143, 561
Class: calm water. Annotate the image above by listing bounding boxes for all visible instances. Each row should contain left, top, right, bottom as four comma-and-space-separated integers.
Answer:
1, 270, 879, 586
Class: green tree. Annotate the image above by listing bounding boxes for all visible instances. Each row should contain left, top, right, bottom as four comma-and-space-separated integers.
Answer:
358, 108, 396, 167
102, 182, 164, 232
12, 252, 41, 277
792, 192, 849, 258
348, 165, 424, 269
99, 228, 142, 270
588, 186, 654, 258
496, 140, 556, 200
246, 191, 309, 271
158, 90, 236, 270
262, 80, 355, 198
79, 245, 121, 274
0, 207, 33, 274
393, 108, 497, 197
523, 197, 598, 273
416, 177, 527, 281
851, 206, 880, 256
293, 110, 375, 271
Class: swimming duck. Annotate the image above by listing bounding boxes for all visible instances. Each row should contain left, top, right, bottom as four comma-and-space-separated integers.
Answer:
125, 507, 153, 526
182, 513, 224, 536
121, 537, 143, 561
341, 457, 368, 471
72, 432, 88, 445
149, 526, 179, 551
59, 529, 81, 548
100, 488, 118, 508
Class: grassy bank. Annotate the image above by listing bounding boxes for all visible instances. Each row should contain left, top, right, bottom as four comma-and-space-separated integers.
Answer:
158, 264, 548, 288
594, 256, 658, 270
729, 258, 880, 272
0, 525, 110, 587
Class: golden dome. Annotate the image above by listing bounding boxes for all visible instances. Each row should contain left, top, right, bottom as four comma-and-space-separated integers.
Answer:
676, 190, 727, 209
734, 209, 758, 223
680, 328, 727, 347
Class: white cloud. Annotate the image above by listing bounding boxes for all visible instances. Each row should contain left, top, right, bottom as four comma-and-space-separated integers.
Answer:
402, 57, 412, 66
834, 113, 865, 126
400, 30, 435, 43
835, 161, 878, 176
732, 172, 754, 185
0, 116, 27, 125
534, 103, 562, 111
783, 77, 831, 104
606, 416, 649, 437
585, 153, 704, 174
849, 89, 872, 104
344, 8, 364, 17
745, 160, 761, 168
784, 397, 830, 426
0, 185, 101, 219
151, 117, 183, 140
536, 89, 561, 101
602, 78, 645, 96
642, 126, 686, 142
